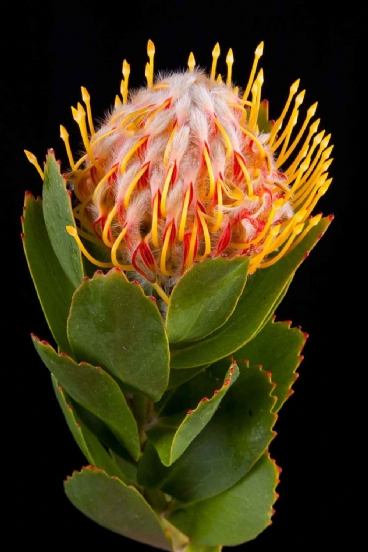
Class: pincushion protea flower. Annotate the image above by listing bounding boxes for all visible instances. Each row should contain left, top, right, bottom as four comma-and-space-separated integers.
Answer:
23, 40, 333, 551
26, 39, 332, 303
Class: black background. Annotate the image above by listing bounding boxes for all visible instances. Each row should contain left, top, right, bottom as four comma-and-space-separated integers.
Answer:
2, 0, 359, 549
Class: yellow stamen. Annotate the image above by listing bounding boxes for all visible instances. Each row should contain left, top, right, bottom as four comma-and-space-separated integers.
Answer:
272, 90, 305, 152
60, 126, 75, 170
197, 208, 212, 259
226, 48, 234, 87
81, 86, 95, 135
283, 158, 311, 202
288, 214, 323, 253
109, 107, 128, 126
164, 123, 178, 167
234, 152, 255, 198
248, 83, 258, 129
185, 215, 199, 269
76, 227, 102, 246
297, 180, 332, 223
119, 105, 152, 130
272, 111, 299, 157
243, 41, 264, 102
284, 121, 322, 177
161, 162, 175, 218
178, 186, 192, 241
233, 86, 239, 96
152, 192, 160, 247
152, 282, 170, 305
211, 43, 220, 81
248, 224, 279, 274
239, 126, 265, 162
216, 74, 223, 84
160, 221, 174, 276
249, 69, 264, 129
231, 198, 283, 249
268, 79, 300, 144
259, 223, 304, 268
24, 150, 44, 179
144, 98, 171, 128
214, 117, 233, 158
74, 153, 88, 171
153, 83, 169, 90
93, 165, 118, 202
147, 39, 155, 88
221, 179, 243, 201
292, 164, 330, 208
188, 52, 196, 72
66, 226, 113, 268
102, 205, 117, 247
121, 60, 130, 105
120, 135, 149, 174
124, 163, 150, 208
292, 144, 333, 199
91, 128, 116, 147
145, 62, 150, 87
276, 102, 318, 168
293, 161, 332, 211
72, 104, 99, 168
270, 210, 306, 251
211, 180, 224, 232
111, 226, 133, 270
203, 146, 216, 199
114, 95, 122, 108
229, 103, 248, 125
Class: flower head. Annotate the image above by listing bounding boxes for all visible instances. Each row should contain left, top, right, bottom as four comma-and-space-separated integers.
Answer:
25, 41, 333, 302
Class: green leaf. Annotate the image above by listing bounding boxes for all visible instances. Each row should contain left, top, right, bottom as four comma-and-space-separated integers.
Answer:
64, 468, 172, 551
168, 366, 207, 389
234, 318, 306, 412
33, 338, 140, 461
170, 217, 331, 369
67, 402, 139, 486
166, 256, 249, 343
156, 358, 230, 419
169, 454, 278, 547
52, 375, 135, 482
185, 545, 222, 552
67, 269, 169, 401
148, 363, 239, 466
138, 361, 276, 502
22, 194, 74, 355
51, 374, 91, 461
42, 152, 84, 288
